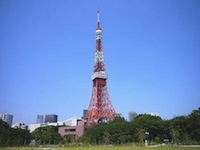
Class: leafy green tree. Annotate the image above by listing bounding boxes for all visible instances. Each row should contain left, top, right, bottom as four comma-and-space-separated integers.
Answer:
0, 119, 32, 147
63, 134, 76, 144
32, 126, 62, 145
136, 129, 146, 146
187, 107, 200, 143
9, 128, 31, 146
102, 132, 111, 144
83, 117, 132, 145
169, 115, 190, 144
131, 114, 164, 143
0, 120, 10, 146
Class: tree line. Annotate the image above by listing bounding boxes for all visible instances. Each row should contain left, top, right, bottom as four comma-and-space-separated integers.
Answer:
82, 107, 200, 145
0, 107, 199, 147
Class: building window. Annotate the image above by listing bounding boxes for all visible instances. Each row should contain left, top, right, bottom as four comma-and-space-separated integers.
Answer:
65, 128, 76, 132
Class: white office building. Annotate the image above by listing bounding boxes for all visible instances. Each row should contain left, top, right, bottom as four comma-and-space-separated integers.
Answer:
63, 117, 82, 126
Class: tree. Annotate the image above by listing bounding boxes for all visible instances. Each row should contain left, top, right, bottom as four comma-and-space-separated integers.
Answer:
32, 126, 62, 145
83, 117, 132, 145
0, 120, 10, 146
102, 132, 111, 145
0, 119, 32, 147
63, 134, 76, 144
187, 107, 200, 143
131, 114, 164, 144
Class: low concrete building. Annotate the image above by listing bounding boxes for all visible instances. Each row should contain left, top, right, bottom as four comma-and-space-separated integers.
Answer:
28, 121, 64, 132
58, 119, 85, 138
12, 122, 28, 130
28, 123, 47, 133
28, 121, 65, 133
63, 117, 82, 126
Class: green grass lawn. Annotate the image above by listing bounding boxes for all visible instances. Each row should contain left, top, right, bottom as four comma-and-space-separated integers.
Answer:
0, 146, 200, 150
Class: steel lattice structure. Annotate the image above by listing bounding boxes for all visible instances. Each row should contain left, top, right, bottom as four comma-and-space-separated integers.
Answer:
84, 11, 117, 124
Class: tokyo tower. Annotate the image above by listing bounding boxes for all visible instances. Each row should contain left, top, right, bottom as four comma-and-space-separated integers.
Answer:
84, 11, 117, 124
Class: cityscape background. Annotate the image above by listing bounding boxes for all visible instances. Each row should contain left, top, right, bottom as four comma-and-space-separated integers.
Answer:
1, 0, 200, 125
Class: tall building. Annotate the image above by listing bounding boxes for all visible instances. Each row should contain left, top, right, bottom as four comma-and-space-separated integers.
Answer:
36, 115, 44, 124
0, 113, 13, 126
84, 11, 117, 124
44, 114, 58, 123
83, 109, 87, 118
128, 111, 137, 122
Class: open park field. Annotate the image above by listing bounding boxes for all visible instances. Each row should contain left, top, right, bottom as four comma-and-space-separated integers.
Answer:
0, 146, 200, 150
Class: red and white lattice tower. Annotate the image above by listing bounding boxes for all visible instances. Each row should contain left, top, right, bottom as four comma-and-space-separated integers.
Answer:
84, 11, 117, 124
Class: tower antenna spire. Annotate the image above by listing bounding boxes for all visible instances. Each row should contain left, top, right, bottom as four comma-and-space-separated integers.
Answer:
97, 9, 100, 29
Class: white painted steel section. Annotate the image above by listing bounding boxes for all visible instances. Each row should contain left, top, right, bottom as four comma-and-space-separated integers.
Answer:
95, 51, 104, 63
91, 71, 107, 80
96, 29, 102, 40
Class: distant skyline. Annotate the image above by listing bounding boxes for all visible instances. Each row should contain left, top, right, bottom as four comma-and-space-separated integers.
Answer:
0, 0, 200, 124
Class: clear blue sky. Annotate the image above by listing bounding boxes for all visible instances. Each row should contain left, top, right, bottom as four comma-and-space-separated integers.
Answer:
0, 0, 200, 125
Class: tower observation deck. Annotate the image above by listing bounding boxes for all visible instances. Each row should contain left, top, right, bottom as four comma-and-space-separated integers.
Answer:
84, 11, 117, 124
